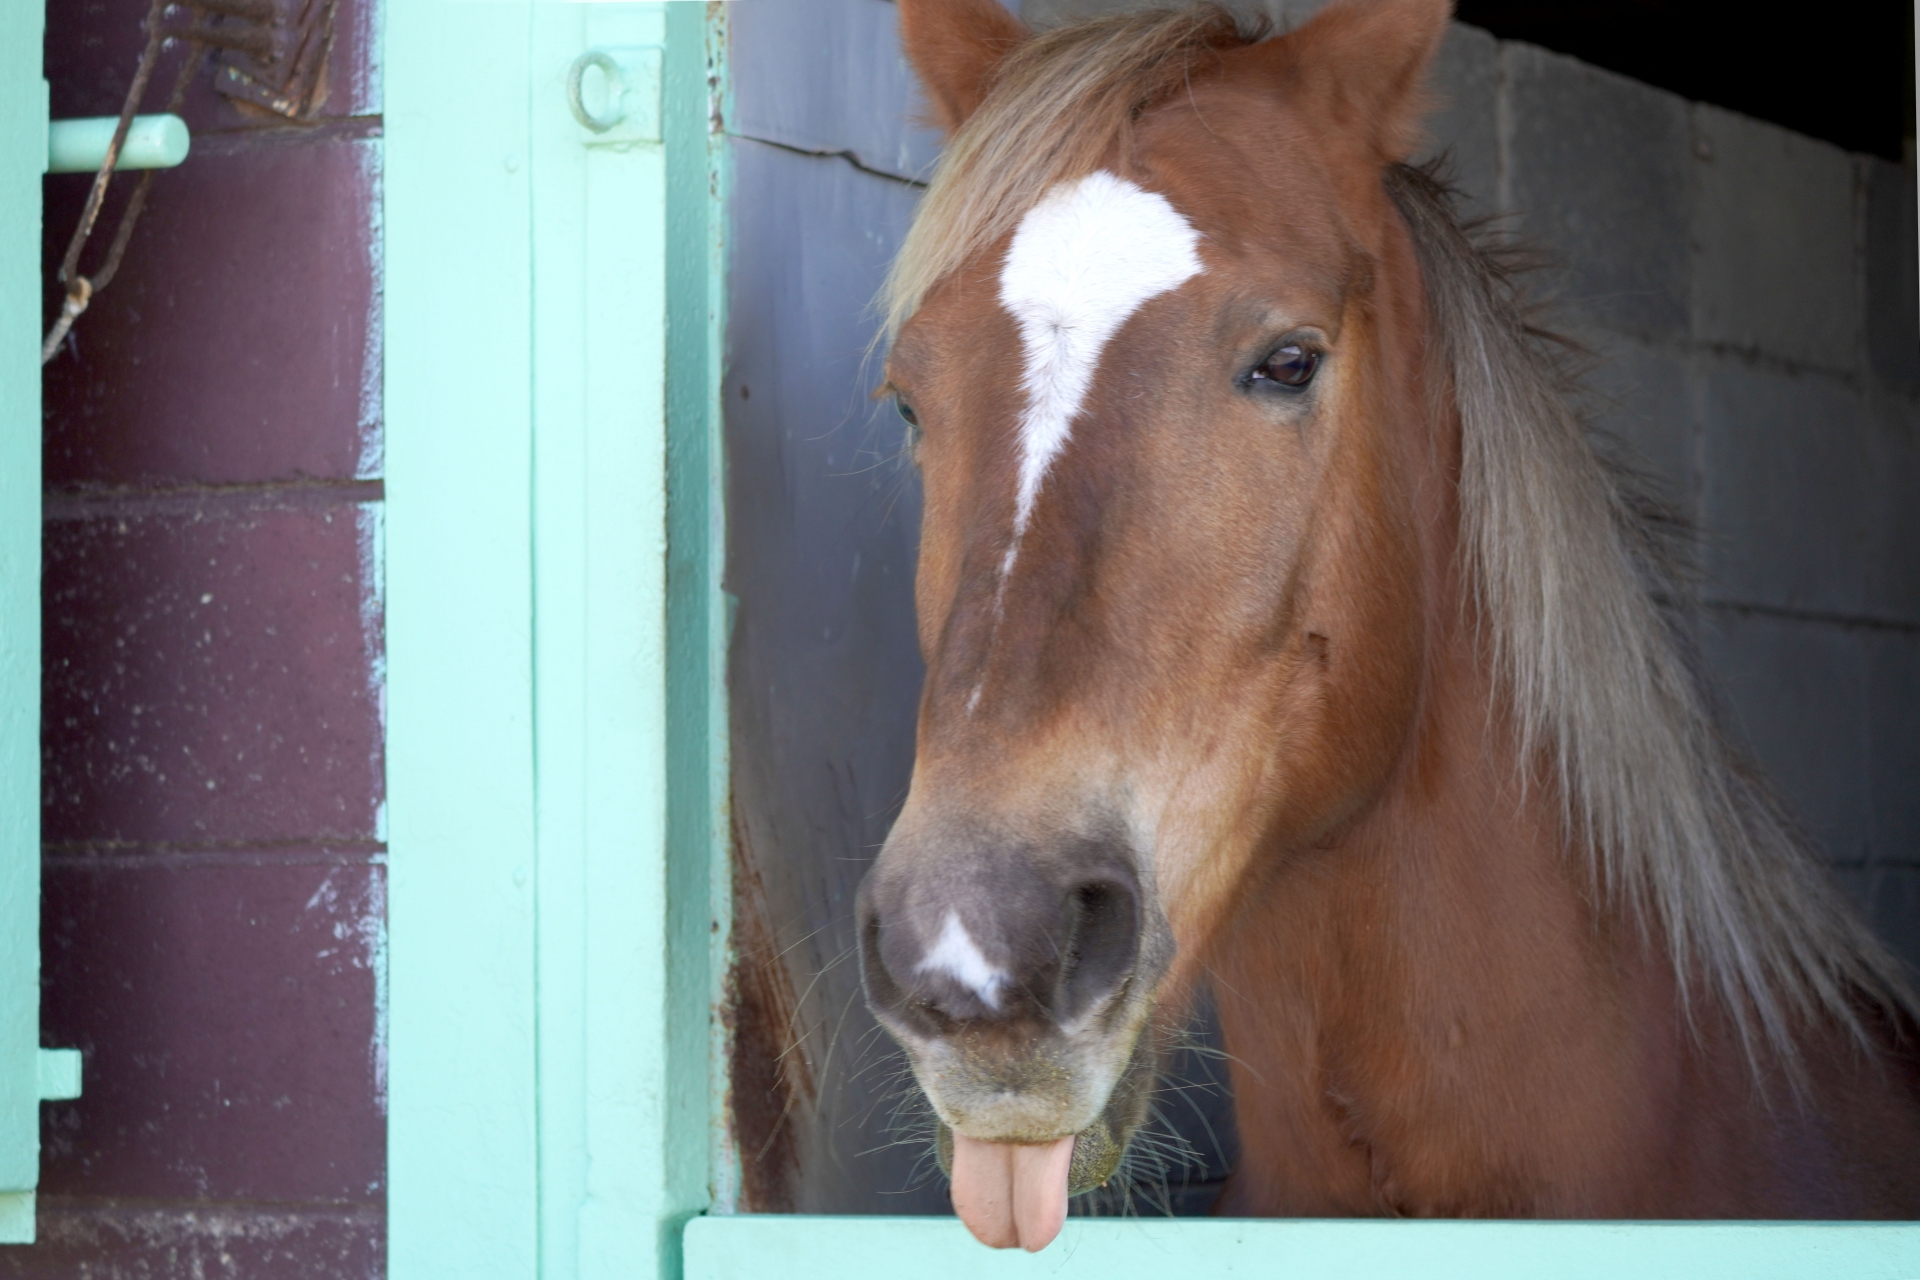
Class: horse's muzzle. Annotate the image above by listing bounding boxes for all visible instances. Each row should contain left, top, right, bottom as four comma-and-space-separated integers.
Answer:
855, 820, 1170, 1181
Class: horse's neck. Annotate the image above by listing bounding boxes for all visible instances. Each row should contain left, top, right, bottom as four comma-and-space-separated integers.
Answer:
1206, 613, 1870, 1216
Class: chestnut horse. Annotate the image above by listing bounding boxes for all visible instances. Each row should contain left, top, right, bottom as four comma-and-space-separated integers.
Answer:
853, 0, 1920, 1251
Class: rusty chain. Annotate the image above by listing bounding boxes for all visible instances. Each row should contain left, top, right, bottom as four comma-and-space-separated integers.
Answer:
41, 0, 211, 365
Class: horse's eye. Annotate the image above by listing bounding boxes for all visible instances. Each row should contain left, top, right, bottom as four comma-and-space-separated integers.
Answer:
1252, 344, 1319, 389
896, 397, 919, 428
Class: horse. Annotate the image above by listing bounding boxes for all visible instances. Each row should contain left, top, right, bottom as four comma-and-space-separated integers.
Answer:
852, 0, 1920, 1251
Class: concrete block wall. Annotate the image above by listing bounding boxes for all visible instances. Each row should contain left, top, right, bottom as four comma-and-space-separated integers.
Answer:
20, 0, 387, 1273
1026, 0, 1920, 976
1485, 43, 1920, 970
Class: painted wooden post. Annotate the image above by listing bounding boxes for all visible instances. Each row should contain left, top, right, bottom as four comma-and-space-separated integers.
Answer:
0, 0, 84, 1245
386, 3, 726, 1276
660, 0, 738, 1229
386, 0, 540, 1266
685, 1217, 1920, 1278
0, 0, 46, 1242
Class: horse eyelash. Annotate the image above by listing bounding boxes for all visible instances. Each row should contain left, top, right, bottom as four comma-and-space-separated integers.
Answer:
895, 399, 924, 454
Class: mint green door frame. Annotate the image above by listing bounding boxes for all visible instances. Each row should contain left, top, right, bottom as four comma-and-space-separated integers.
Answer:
384, 4, 1920, 1277
2, 3, 83, 1246
385, 3, 727, 1277
0, 0, 46, 1245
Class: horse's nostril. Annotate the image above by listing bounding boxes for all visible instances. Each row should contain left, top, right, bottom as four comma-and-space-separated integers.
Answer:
858, 845, 1145, 1032
858, 879, 968, 1035
856, 887, 914, 1024
1056, 877, 1140, 1025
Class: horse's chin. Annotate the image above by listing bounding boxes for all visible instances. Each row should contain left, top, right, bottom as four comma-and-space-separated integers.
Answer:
922, 1017, 1159, 1200
929, 1092, 1136, 1250
934, 1112, 1126, 1196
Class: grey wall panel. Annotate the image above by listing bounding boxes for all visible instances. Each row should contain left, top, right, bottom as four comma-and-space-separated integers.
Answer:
1691, 103, 1860, 377
1504, 42, 1693, 345
1867, 630, 1920, 872
1698, 360, 1873, 618
730, 0, 944, 181
724, 135, 939, 1213
1704, 610, 1871, 867
1865, 158, 1920, 394
1576, 336, 1695, 522
1867, 392, 1920, 627
1426, 23, 1499, 214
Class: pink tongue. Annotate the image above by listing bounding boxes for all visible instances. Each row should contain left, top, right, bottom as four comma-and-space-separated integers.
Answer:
949, 1133, 1075, 1252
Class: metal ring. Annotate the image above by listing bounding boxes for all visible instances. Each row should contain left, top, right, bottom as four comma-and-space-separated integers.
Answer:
566, 51, 625, 134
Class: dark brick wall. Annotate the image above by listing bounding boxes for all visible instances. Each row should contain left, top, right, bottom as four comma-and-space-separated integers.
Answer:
17, 0, 385, 1273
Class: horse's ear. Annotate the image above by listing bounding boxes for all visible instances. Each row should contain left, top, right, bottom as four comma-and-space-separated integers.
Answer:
1256, 0, 1452, 160
897, 0, 1031, 136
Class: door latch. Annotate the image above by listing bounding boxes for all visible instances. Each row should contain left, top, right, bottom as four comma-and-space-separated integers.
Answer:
565, 47, 662, 147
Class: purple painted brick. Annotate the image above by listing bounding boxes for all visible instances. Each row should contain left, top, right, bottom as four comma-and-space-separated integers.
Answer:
41, 136, 379, 488
39, 857, 385, 1204
3, 1204, 381, 1280
44, 0, 378, 129
42, 501, 383, 846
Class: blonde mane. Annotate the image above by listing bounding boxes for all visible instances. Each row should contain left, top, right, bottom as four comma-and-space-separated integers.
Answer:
1388, 164, 1915, 1066
882, 5, 1918, 1067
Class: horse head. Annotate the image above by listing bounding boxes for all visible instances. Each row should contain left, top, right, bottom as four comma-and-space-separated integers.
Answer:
855, 0, 1455, 1248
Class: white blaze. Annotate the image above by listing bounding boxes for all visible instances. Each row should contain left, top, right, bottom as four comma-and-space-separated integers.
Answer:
998, 170, 1205, 551
917, 910, 1008, 1009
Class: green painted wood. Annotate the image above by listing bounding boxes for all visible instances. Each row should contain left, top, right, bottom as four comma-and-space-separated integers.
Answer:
0, 1196, 28, 1242
660, 0, 736, 1228
385, 0, 539, 1274
528, 15, 600, 1275
0, 0, 46, 1248
35, 1049, 80, 1103
668, 0, 733, 1246
388, 3, 724, 1276
528, 6, 709, 1278
685, 1216, 1920, 1279
664, 2, 737, 1220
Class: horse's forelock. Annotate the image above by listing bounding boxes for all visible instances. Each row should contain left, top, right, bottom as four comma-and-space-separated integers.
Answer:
882, 5, 1252, 344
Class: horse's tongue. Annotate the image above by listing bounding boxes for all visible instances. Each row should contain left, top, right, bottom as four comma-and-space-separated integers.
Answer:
949, 1133, 1074, 1252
